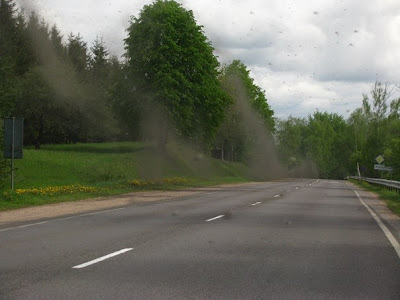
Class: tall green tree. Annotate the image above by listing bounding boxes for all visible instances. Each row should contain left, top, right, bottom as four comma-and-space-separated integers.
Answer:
16, 67, 58, 148
221, 60, 275, 131
49, 25, 66, 59
382, 97, 400, 179
216, 63, 245, 161
0, 0, 21, 188
85, 37, 120, 142
214, 60, 282, 178
108, 59, 142, 140
347, 108, 368, 175
304, 112, 352, 179
348, 82, 394, 177
276, 116, 307, 171
276, 112, 352, 179
215, 60, 274, 162
89, 36, 109, 84
0, 0, 18, 119
0, 0, 34, 118
123, 0, 230, 147
67, 33, 89, 78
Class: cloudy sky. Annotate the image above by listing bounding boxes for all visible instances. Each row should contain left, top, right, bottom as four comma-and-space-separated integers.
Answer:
16, 0, 400, 119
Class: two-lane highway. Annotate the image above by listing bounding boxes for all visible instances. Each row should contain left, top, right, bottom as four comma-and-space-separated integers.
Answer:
1, 179, 399, 299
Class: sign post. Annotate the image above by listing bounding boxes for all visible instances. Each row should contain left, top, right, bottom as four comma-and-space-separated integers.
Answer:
3, 118, 24, 190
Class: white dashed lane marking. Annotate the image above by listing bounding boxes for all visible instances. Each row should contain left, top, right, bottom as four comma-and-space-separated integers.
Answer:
73, 248, 133, 269
206, 215, 225, 222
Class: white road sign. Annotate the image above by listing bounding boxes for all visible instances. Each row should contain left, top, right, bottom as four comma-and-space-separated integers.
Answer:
374, 164, 393, 172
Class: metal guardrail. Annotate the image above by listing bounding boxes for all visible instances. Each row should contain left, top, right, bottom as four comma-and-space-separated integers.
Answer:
349, 176, 400, 194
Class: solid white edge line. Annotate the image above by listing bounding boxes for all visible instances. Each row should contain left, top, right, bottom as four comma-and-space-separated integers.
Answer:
352, 188, 400, 260
0, 207, 126, 233
73, 248, 133, 269
0, 221, 50, 231
206, 215, 225, 222
251, 202, 261, 206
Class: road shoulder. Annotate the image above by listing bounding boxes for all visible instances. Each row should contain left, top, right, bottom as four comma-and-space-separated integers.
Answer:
0, 182, 260, 229
347, 181, 400, 242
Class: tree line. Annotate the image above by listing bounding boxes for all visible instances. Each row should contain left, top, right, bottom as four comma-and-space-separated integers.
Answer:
276, 82, 400, 180
1, 0, 124, 148
0, 0, 274, 145
1, 0, 399, 186
0, 0, 276, 185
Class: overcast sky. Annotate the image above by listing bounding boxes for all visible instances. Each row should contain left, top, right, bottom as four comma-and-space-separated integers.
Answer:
16, 0, 400, 119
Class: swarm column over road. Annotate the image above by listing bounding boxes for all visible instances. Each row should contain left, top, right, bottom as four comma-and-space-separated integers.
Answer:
1, 179, 399, 299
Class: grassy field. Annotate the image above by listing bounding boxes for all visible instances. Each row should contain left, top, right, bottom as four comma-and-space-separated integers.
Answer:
350, 179, 400, 216
0, 142, 253, 210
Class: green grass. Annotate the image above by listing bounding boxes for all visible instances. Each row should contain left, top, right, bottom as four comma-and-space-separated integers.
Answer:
350, 179, 400, 216
17, 142, 148, 187
0, 142, 253, 210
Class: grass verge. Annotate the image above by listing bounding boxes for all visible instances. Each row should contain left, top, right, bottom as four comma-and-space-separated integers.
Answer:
0, 142, 253, 211
350, 179, 400, 216
1, 176, 248, 211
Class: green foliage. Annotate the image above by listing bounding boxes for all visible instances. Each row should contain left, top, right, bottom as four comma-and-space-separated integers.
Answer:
89, 36, 109, 85
123, 0, 230, 146
305, 112, 352, 178
67, 33, 89, 77
221, 60, 275, 131
49, 25, 65, 57
215, 60, 275, 162
13, 67, 86, 147
0, 0, 28, 187
108, 61, 142, 140
384, 138, 400, 179
276, 117, 307, 169
348, 82, 399, 179
0, 0, 30, 119
0, 6, 121, 148
277, 112, 352, 179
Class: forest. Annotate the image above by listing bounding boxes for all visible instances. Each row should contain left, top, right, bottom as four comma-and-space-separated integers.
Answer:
1, 0, 400, 188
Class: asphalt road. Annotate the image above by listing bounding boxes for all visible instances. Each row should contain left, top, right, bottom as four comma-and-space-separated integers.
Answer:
1, 179, 399, 299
